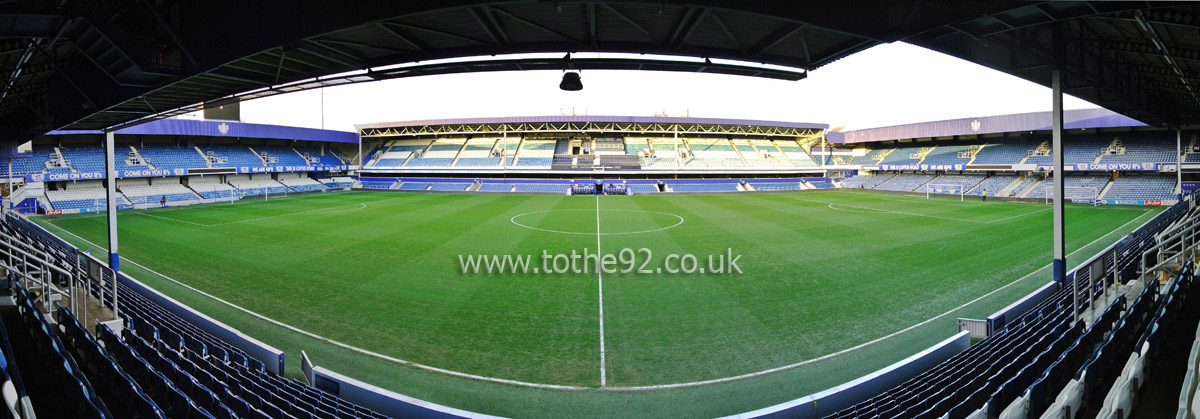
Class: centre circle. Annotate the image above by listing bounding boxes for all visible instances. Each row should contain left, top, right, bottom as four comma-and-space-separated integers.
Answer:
510, 209, 685, 235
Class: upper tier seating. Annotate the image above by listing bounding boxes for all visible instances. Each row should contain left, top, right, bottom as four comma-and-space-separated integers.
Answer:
878, 146, 927, 165
202, 145, 263, 168
255, 146, 309, 166
875, 173, 936, 192
58, 146, 106, 172
455, 158, 501, 167
971, 142, 1034, 165
137, 145, 208, 170
1096, 137, 1176, 164
1103, 174, 1176, 201
293, 146, 345, 166
403, 158, 455, 167
919, 145, 974, 165
514, 157, 552, 167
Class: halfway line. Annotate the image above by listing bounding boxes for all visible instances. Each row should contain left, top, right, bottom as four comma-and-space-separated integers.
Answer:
596, 195, 607, 387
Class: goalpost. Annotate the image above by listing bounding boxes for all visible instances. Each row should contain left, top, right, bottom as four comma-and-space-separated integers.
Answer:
925, 184, 964, 201
1045, 185, 1101, 206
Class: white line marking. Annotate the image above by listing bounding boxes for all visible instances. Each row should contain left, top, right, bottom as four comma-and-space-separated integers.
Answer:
810, 198, 1050, 224
137, 212, 210, 227
39, 220, 592, 391
596, 195, 607, 387
610, 208, 1154, 390
509, 208, 684, 235
136, 199, 395, 228
35, 199, 1157, 391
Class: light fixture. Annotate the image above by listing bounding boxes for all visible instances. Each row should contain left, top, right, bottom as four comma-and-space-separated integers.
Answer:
560, 71, 582, 91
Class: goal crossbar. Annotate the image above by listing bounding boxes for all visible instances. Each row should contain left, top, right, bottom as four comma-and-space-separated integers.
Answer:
1044, 185, 1101, 206
925, 183, 965, 201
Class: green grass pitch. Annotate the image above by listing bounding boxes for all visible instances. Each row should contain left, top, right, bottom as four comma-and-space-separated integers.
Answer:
34, 190, 1160, 418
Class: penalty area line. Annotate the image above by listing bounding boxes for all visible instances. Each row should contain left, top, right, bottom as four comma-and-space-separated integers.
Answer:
32, 204, 1155, 392
37, 220, 594, 391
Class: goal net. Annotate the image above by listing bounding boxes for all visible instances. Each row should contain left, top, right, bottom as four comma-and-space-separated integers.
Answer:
925, 184, 965, 201
1045, 185, 1100, 206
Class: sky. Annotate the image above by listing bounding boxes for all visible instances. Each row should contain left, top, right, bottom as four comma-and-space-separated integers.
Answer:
223, 42, 1098, 133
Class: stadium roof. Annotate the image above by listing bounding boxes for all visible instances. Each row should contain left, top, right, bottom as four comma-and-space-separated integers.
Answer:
837, 108, 1149, 144
44, 118, 357, 144
357, 115, 828, 131
5, 1, 1200, 148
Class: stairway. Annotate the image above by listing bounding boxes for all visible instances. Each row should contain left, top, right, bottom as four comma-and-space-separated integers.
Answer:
194, 147, 213, 168
129, 146, 157, 170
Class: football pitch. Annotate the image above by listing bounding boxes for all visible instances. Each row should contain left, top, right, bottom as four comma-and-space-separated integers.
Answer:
34, 189, 1161, 417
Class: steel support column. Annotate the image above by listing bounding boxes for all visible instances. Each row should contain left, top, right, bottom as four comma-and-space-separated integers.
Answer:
1052, 70, 1069, 321
104, 129, 120, 318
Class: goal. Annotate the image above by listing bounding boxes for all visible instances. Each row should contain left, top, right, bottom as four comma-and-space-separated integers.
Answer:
925, 184, 965, 201
1044, 185, 1100, 206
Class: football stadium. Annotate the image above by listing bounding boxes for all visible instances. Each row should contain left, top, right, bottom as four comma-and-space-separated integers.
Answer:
5, 2, 1200, 419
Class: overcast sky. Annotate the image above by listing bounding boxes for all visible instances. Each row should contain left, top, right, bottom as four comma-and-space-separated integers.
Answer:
226, 42, 1098, 133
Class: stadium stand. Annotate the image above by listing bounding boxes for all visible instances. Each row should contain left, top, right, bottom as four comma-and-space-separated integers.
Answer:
875, 173, 936, 192
46, 185, 131, 211
923, 173, 984, 192
1102, 174, 1176, 201
227, 177, 290, 196
0, 213, 394, 419
201, 145, 264, 168
277, 175, 329, 192
477, 183, 514, 192
11, 284, 115, 418
428, 183, 470, 191
971, 142, 1036, 165
397, 182, 431, 191
966, 174, 1016, 196
512, 183, 568, 192
750, 182, 802, 191
919, 144, 975, 165
359, 179, 396, 189
1024, 174, 1109, 199
57, 145, 107, 172
319, 176, 355, 189
515, 140, 555, 167
1024, 136, 1111, 165
878, 146, 928, 165
188, 178, 240, 199
119, 181, 202, 206
136, 145, 209, 170
628, 184, 659, 193
293, 146, 345, 166
255, 146, 310, 166
670, 183, 739, 192
9, 151, 48, 175
1095, 136, 1177, 164
825, 201, 1190, 419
